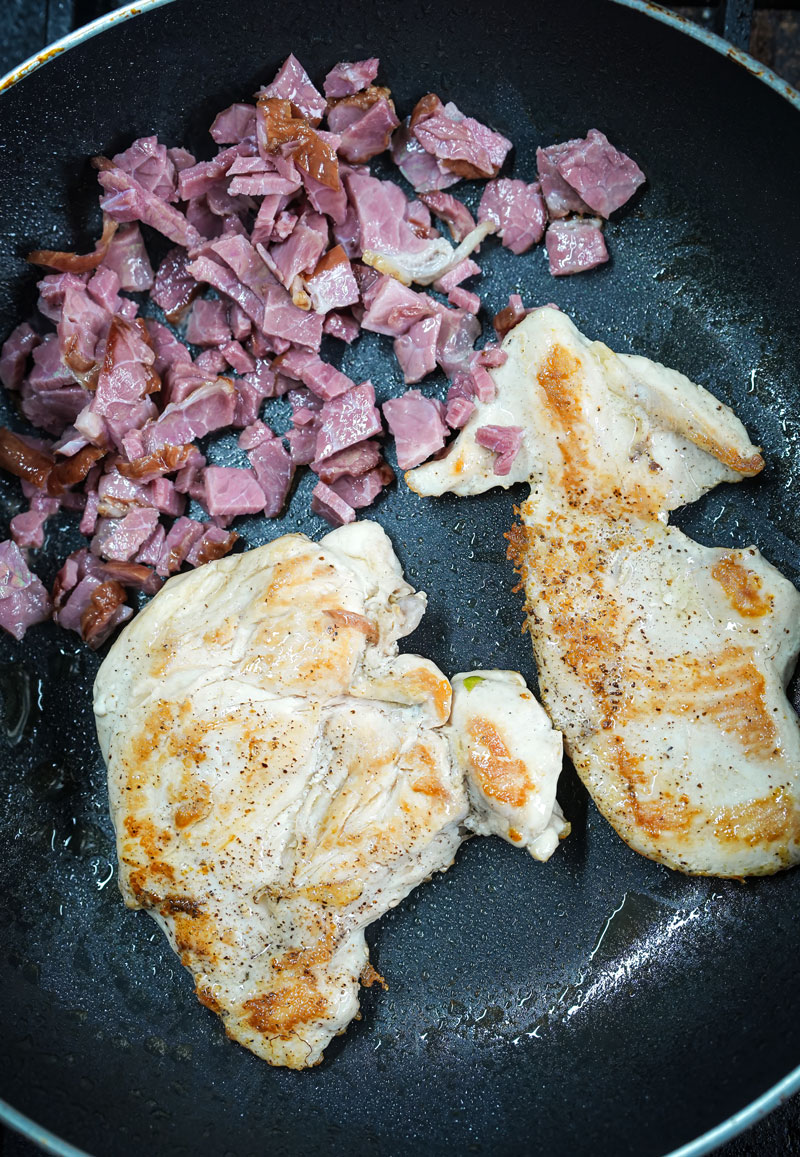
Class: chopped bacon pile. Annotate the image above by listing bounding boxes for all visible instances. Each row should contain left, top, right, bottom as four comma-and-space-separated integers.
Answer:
0, 52, 645, 645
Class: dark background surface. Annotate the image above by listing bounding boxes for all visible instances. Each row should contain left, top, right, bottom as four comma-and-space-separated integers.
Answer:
1, 2, 799, 1155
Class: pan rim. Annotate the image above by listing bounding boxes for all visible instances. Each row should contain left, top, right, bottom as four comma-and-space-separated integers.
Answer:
0, 2, 798, 1155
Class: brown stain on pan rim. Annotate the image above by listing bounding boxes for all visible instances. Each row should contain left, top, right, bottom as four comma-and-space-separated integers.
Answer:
0, 1, 167, 95
0, 0, 798, 112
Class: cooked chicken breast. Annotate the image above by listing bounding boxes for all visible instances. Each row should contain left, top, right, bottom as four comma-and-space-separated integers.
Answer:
94, 521, 565, 1067
408, 307, 800, 877
450, 671, 567, 861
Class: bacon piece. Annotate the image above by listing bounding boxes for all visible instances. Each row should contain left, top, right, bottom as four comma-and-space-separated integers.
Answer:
0, 429, 54, 488
117, 444, 197, 481
27, 215, 118, 273
257, 98, 340, 190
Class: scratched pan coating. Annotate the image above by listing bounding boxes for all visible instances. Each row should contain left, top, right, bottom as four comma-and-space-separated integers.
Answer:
0, 2, 799, 1154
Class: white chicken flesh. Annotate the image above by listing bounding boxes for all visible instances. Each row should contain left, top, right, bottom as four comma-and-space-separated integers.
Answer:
408, 306, 800, 877
94, 521, 566, 1068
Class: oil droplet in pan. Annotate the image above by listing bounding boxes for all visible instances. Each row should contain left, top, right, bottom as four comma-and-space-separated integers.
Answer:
0, 662, 32, 745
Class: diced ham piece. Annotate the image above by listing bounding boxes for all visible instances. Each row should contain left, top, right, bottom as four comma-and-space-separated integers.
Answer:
469, 365, 496, 403
323, 311, 361, 343
168, 147, 196, 172
91, 508, 160, 561
536, 143, 592, 219
389, 116, 460, 194
259, 54, 327, 124
412, 100, 511, 180
112, 136, 177, 201
184, 298, 232, 346
21, 384, 87, 438
474, 345, 507, 369
28, 330, 81, 388
52, 550, 132, 647
79, 317, 159, 452
156, 517, 205, 577
221, 341, 256, 375
361, 275, 435, 337
97, 468, 151, 516
79, 488, 99, 535
57, 278, 112, 387
247, 433, 295, 517
314, 382, 382, 461
95, 159, 204, 252
86, 266, 122, 315
310, 480, 356, 526
261, 213, 328, 291
149, 477, 185, 516
177, 142, 256, 200
185, 525, 239, 567
233, 359, 281, 428
324, 59, 379, 98
305, 246, 359, 314
330, 95, 399, 164
444, 392, 475, 429
203, 465, 266, 516
136, 524, 166, 568
435, 305, 481, 377
347, 171, 492, 287
102, 223, 154, 291
195, 348, 229, 376
548, 129, 645, 218
383, 390, 448, 470
311, 439, 382, 483
478, 178, 547, 254
150, 247, 199, 322
210, 103, 257, 144
238, 421, 273, 450
474, 424, 524, 475
229, 302, 252, 341
301, 359, 356, 401
545, 218, 609, 275
394, 313, 442, 384
329, 463, 393, 509
10, 490, 60, 549
418, 192, 476, 242
494, 293, 529, 339
286, 423, 319, 466
141, 378, 236, 453
432, 258, 481, 294
0, 540, 52, 639
1, 323, 41, 391
448, 287, 480, 314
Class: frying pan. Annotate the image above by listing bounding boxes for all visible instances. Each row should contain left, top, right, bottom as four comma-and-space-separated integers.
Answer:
1, 2, 799, 1153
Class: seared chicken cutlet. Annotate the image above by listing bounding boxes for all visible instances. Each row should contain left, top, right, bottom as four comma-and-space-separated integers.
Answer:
94, 522, 566, 1067
409, 307, 800, 877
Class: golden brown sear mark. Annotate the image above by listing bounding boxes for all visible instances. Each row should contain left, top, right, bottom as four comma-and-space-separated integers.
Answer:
244, 982, 329, 1038
174, 782, 213, 829
711, 553, 773, 618
467, 717, 530, 808
712, 789, 799, 848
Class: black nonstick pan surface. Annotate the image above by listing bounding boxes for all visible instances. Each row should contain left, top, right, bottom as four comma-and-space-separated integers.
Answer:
1, 2, 799, 1154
